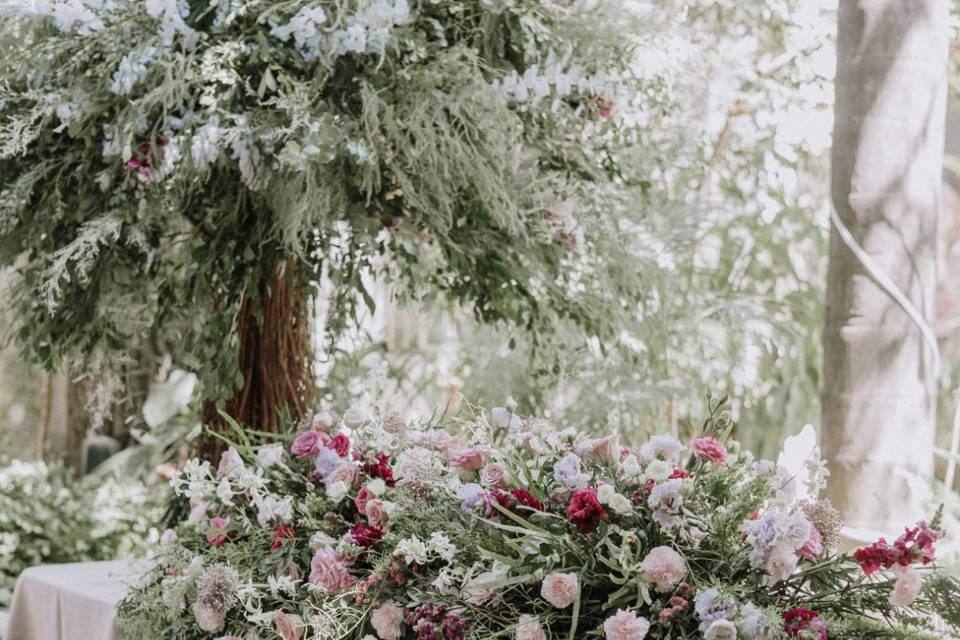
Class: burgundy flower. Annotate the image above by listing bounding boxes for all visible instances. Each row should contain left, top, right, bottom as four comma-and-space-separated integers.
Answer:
565, 487, 608, 534
783, 608, 828, 639
328, 434, 351, 457
363, 452, 395, 486
509, 488, 543, 512
270, 524, 297, 551
349, 522, 384, 549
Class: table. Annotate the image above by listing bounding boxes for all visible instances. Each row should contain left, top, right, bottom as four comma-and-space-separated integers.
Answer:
6, 561, 147, 640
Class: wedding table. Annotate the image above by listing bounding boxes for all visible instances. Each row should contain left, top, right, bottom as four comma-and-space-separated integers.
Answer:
6, 560, 146, 640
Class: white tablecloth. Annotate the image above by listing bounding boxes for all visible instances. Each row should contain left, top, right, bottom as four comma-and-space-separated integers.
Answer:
6, 560, 146, 640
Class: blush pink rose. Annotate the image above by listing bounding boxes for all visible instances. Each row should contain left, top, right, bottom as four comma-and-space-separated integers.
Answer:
577, 435, 621, 464
480, 462, 509, 488
449, 448, 486, 471
540, 572, 579, 609
364, 499, 389, 529
603, 610, 650, 640
309, 546, 355, 594
639, 546, 686, 592
690, 437, 727, 465
324, 462, 360, 488
272, 611, 303, 640
370, 601, 403, 640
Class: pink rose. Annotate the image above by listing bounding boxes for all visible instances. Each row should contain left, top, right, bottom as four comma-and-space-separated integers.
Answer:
480, 462, 509, 488
365, 499, 389, 529
577, 435, 621, 464
370, 601, 403, 640
291, 430, 329, 459
690, 437, 727, 465
798, 525, 823, 561
417, 430, 464, 457
639, 546, 685, 592
272, 611, 303, 640
540, 572, 579, 609
603, 610, 650, 640
449, 448, 486, 471
515, 615, 547, 640
309, 546, 355, 594
206, 517, 230, 548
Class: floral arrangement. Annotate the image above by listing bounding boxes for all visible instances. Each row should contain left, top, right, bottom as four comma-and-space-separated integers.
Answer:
118, 400, 960, 639
0, 458, 166, 606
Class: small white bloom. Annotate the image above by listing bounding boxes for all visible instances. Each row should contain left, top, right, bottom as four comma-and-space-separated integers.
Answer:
395, 536, 429, 565
325, 480, 349, 502
216, 478, 233, 504
257, 443, 285, 468
428, 532, 457, 563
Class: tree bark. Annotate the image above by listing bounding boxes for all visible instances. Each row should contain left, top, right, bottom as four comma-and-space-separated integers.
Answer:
201, 260, 315, 455
823, 0, 948, 533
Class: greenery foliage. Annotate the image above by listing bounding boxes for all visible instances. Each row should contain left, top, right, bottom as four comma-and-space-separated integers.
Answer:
0, 0, 675, 407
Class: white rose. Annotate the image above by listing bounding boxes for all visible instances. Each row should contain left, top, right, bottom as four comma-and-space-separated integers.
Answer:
704, 619, 738, 640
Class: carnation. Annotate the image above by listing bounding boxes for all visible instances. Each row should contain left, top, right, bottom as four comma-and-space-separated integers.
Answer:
704, 619, 737, 640
309, 546, 355, 593
370, 601, 403, 640
602, 609, 650, 640
515, 615, 546, 640
639, 546, 686, 591
690, 436, 727, 465
566, 487, 608, 534
540, 572, 579, 608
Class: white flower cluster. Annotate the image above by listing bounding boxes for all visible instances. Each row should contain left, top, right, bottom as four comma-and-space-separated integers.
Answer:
109, 48, 157, 96
270, 0, 411, 61
6, 0, 112, 35
394, 532, 458, 565
144, 0, 196, 48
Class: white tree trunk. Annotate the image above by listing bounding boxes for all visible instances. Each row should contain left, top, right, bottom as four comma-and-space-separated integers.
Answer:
823, 0, 948, 534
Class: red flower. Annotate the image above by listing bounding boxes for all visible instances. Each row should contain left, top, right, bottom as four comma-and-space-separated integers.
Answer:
783, 608, 828, 639
854, 521, 943, 575
669, 468, 693, 480
565, 487, 608, 534
328, 434, 351, 457
349, 523, 384, 549
509, 488, 543, 512
362, 452, 395, 486
270, 524, 297, 551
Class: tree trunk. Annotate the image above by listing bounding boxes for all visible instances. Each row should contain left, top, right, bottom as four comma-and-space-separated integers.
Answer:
201, 260, 315, 454
822, 0, 948, 534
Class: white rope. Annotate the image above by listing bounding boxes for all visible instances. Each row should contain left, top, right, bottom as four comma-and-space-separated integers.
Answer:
830, 207, 960, 489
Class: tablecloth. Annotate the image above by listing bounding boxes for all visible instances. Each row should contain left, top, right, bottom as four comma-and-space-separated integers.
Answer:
6, 560, 147, 640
